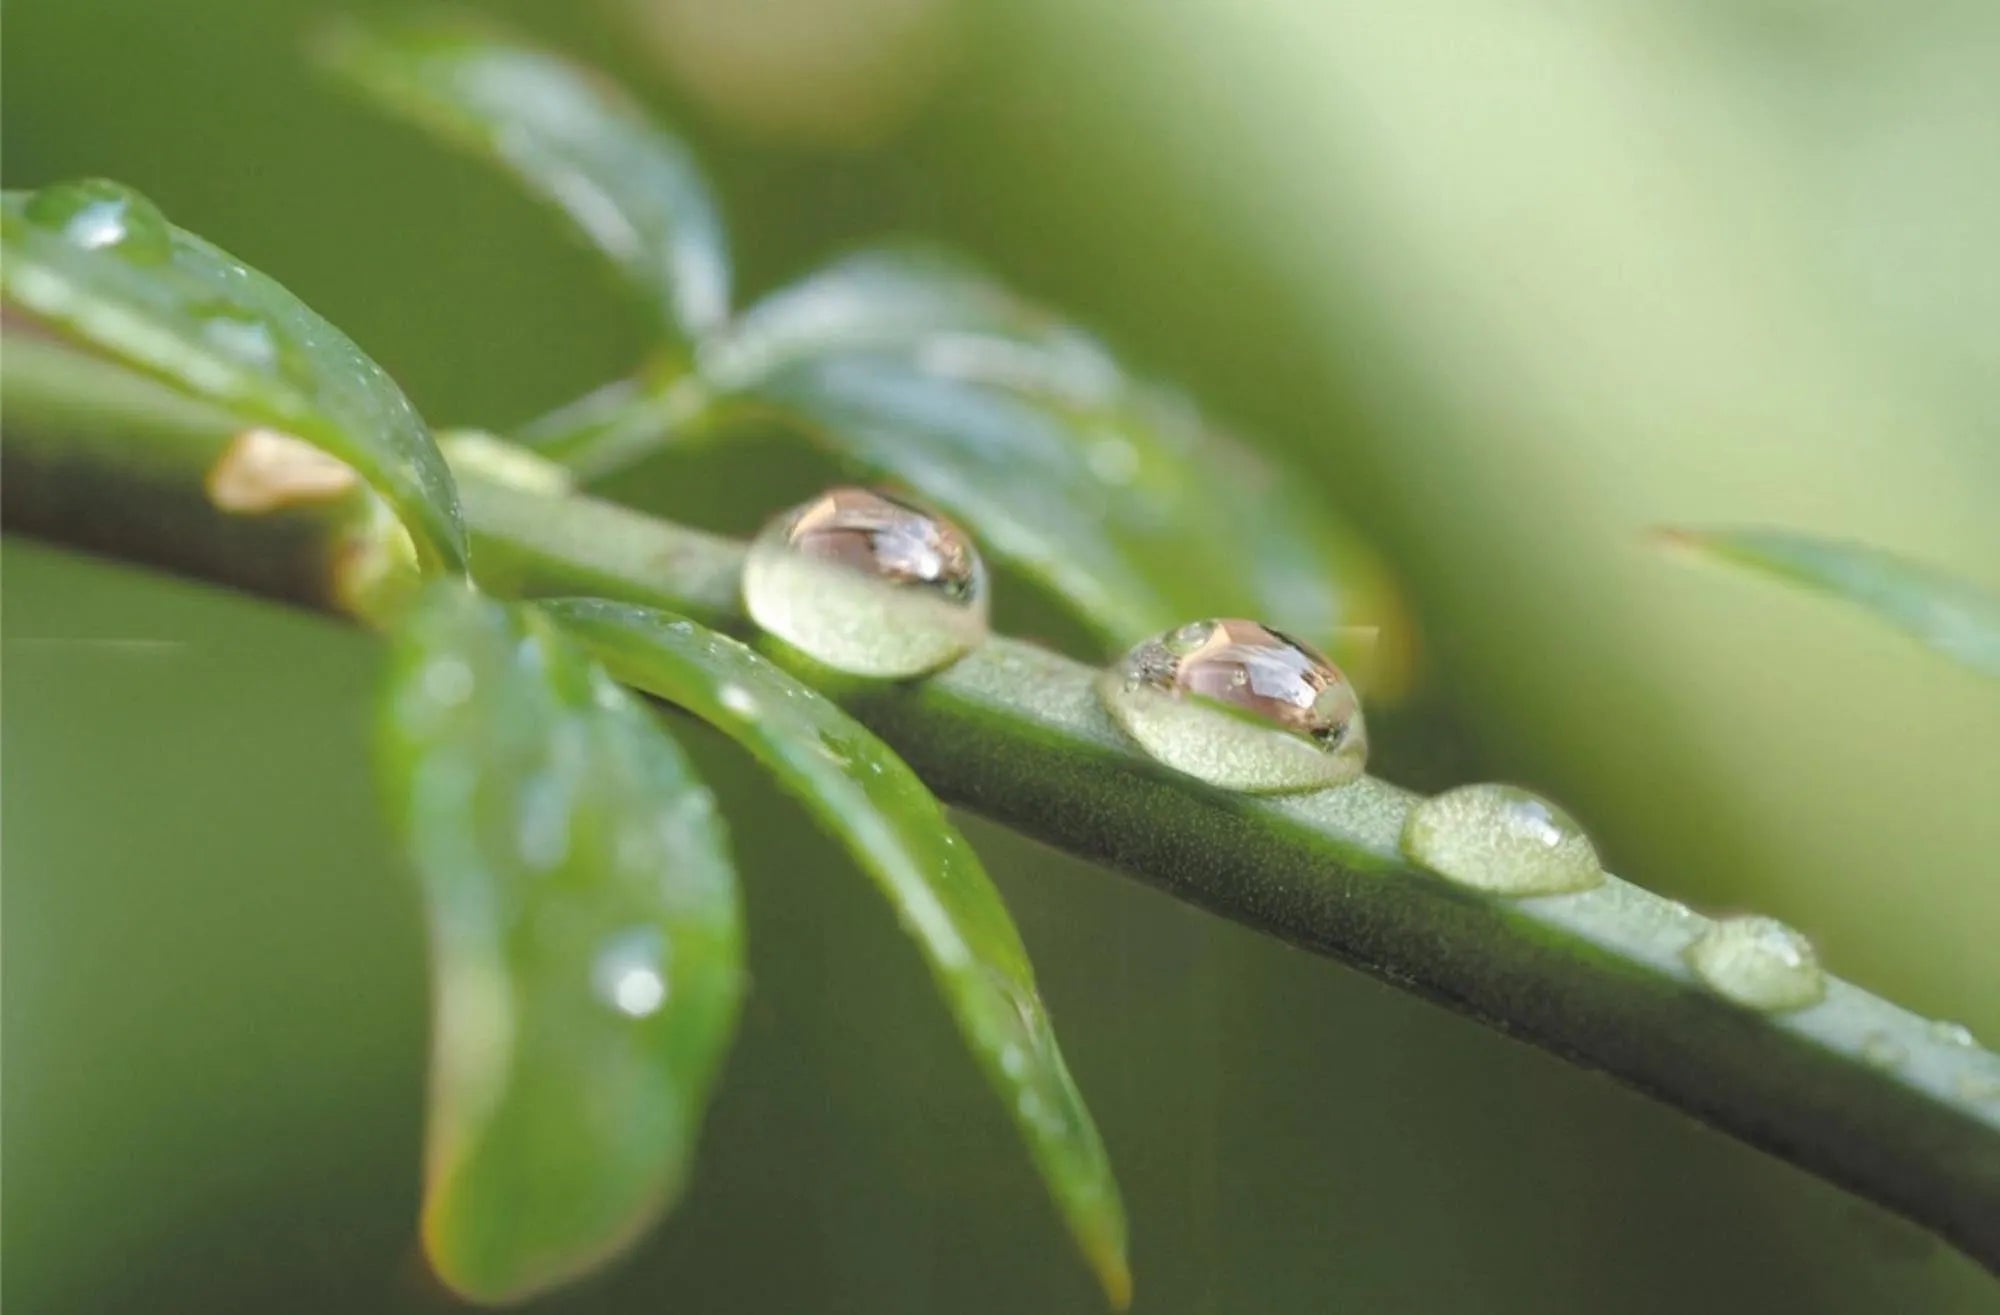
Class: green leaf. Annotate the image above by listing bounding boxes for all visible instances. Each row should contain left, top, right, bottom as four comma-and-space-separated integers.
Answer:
1661, 527, 2000, 679
321, 15, 731, 344
377, 585, 743, 1303
700, 244, 1117, 388
544, 597, 1132, 1308
751, 351, 1404, 673
0, 181, 466, 572
530, 243, 1407, 677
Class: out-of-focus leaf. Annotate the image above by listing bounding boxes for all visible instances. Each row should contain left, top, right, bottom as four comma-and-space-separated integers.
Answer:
755, 351, 1402, 670
321, 15, 730, 344
699, 245, 1120, 391
545, 598, 1132, 1308
1661, 527, 2000, 679
0, 181, 465, 571
527, 242, 1407, 675
377, 585, 743, 1303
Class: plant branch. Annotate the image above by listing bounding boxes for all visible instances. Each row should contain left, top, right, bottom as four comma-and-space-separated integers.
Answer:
5, 338, 1997, 1271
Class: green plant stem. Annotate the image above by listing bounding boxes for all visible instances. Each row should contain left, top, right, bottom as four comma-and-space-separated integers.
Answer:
5, 337, 1997, 1271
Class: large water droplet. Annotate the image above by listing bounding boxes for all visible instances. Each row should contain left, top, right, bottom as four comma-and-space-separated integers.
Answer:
1400, 783, 1601, 894
24, 178, 172, 263
1684, 915, 1824, 1012
592, 928, 671, 1019
743, 486, 989, 677
1097, 619, 1366, 792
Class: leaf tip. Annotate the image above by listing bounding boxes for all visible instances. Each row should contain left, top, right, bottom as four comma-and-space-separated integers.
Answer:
1097, 1250, 1134, 1311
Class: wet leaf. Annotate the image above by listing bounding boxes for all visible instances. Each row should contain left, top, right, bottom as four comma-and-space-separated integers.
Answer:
545, 597, 1131, 1307
322, 15, 730, 344
377, 585, 743, 1303
752, 350, 1401, 665
1661, 527, 2000, 679
531, 243, 1405, 672
0, 182, 465, 571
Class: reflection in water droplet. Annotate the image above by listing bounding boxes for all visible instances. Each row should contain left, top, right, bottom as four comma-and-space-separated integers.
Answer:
1930, 1020, 1977, 1048
1860, 1032, 1906, 1069
1684, 916, 1824, 1012
24, 178, 172, 263
1098, 618, 1366, 793
814, 730, 856, 768
719, 683, 758, 716
592, 928, 671, 1019
198, 305, 283, 371
1400, 783, 1601, 895
743, 487, 988, 677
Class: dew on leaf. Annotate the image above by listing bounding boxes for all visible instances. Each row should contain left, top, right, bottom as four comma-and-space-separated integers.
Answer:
24, 178, 172, 263
1097, 618, 1367, 793
1930, 1019, 1977, 1048
1400, 783, 1602, 896
743, 486, 989, 677
591, 928, 672, 1020
1684, 915, 1824, 1012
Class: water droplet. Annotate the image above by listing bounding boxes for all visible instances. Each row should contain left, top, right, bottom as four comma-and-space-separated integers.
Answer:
24, 178, 172, 263
197, 305, 283, 371
1399, 783, 1601, 895
1860, 1032, 1906, 1069
592, 928, 671, 1019
743, 486, 989, 677
1097, 618, 1367, 792
1930, 1019, 1977, 1048
1684, 915, 1824, 1012
718, 683, 758, 716
814, 729, 857, 768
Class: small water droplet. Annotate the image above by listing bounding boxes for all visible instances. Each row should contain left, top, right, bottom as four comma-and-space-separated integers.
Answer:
1400, 784, 1601, 895
1684, 915, 1824, 1012
592, 928, 671, 1019
1930, 1019, 1977, 1048
1860, 1032, 1905, 1069
197, 304, 284, 371
24, 178, 172, 263
743, 486, 989, 677
814, 730, 857, 768
719, 683, 758, 716
1097, 618, 1367, 793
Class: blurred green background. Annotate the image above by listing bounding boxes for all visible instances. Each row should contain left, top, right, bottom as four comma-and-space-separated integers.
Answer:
6, 0, 1998, 1311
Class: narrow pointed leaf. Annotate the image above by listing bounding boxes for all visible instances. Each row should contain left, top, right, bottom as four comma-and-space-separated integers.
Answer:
1, 183, 465, 571
753, 351, 1401, 662
322, 16, 730, 343
1661, 527, 2000, 679
378, 585, 744, 1303
545, 598, 1131, 1307
699, 245, 1118, 390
